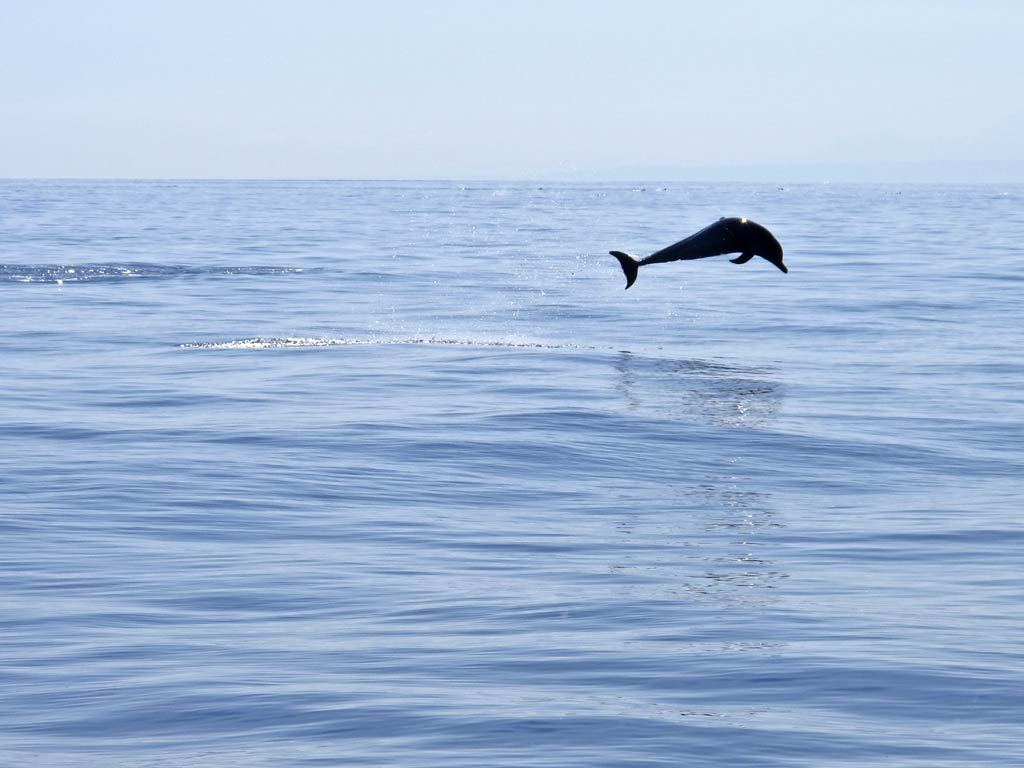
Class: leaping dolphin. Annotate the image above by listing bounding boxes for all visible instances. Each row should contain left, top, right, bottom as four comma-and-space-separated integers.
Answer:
610, 217, 787, 289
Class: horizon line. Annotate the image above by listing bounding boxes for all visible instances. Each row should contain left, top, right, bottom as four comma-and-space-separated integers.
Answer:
3, 176, 1023, 185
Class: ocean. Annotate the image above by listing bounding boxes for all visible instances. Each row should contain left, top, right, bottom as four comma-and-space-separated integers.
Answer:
2, 179, 1022, 766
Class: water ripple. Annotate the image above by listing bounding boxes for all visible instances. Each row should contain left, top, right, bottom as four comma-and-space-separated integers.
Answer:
4, 180, 1024, 768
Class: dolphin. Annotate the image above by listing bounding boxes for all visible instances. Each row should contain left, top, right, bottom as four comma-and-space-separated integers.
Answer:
610, 217, 786, 289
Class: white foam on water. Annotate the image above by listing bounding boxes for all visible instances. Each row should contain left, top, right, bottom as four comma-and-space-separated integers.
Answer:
1, 264, 314, 284
178, 337, 580, 351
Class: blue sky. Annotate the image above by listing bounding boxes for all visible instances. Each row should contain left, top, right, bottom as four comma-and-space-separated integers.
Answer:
2, 1, 1021, 180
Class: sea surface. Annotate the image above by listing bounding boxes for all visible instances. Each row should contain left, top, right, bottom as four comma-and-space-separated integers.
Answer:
1, 180, 1022, 767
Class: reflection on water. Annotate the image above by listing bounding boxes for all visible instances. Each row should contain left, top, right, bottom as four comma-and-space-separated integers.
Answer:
610, 482, 786, 609
604, 352, 788, 611
613, 351, 782, 427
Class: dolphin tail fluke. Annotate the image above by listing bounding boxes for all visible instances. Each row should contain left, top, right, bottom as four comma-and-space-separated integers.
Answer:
610, 250, 640, 289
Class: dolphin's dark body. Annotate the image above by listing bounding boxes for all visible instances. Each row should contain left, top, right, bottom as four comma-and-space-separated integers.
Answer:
610, 217, 786, 289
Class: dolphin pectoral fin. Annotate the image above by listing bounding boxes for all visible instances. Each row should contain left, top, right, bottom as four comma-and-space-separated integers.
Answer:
730, 251, 755, 265
610, 251, 640, 289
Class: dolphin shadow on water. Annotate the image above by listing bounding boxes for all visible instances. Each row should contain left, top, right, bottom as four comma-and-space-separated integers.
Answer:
610, 217, 787, 289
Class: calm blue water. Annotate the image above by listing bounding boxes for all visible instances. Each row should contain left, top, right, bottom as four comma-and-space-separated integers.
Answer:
2, 180, 1022, 766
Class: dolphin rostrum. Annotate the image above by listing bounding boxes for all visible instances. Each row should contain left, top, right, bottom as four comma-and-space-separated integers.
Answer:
610, 217, 787, 289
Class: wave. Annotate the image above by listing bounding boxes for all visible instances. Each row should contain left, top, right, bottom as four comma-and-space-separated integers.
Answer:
0, 263, 317, 284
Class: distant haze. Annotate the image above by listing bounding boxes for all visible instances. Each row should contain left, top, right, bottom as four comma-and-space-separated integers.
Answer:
2, 1, 1021, 181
